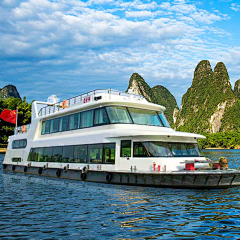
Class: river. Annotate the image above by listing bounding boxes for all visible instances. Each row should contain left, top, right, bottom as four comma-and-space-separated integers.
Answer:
1, 150, 240, 239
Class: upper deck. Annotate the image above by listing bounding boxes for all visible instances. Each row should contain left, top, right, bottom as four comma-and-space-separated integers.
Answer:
37, 89, 165, 120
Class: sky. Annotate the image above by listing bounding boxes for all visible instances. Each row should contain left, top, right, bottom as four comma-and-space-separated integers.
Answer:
0, 0, 240, 105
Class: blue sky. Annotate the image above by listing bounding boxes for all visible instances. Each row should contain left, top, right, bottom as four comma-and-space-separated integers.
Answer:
0, 0, 240, 105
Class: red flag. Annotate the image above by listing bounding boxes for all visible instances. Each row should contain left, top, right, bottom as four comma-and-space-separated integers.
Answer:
0, 109, 17, 124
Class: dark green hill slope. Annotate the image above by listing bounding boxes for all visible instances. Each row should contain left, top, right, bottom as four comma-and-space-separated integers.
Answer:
176, 60, 238, 133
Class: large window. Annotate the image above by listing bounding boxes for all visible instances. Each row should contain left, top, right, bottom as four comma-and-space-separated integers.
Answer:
103, 143, 115, 164
12, 139, 27, 149
159, 113, 170, 128
133, 142, 204, 157
94, 108, 109, 125
41, 107, 171, 136
62, 146, 74, 162
52, 146, 63, 162
50, 118, 60, 133
128, 108, 162, 126
28, 143, 115, 164
70, 113, 80, 130
74, 145, 88, 163
120, 140, 131, 157
59, 116, 69, 132
88, 144, 103, 164
106, 106, 132, 124
81, 110, 93, 128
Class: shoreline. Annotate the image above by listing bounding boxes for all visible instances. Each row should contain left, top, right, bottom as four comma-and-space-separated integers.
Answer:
0, 148, 6, 153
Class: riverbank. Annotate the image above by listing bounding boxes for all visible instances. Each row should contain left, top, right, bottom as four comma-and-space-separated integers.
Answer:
0, 148, 6, 153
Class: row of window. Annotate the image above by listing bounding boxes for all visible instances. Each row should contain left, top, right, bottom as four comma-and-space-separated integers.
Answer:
133, 142, 204, 157
42, 106, 170, 135
28, 143, 115, 164
12, 139, 27, 149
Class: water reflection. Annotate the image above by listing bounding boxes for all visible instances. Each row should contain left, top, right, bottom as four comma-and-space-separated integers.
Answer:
1, 152, 240, 239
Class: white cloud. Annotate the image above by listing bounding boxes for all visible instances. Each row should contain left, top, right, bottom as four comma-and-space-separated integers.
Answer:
0, 0, 238, 106
230, 3, 240, 11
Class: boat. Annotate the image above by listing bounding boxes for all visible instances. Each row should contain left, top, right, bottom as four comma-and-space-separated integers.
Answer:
2, 89, 240, 188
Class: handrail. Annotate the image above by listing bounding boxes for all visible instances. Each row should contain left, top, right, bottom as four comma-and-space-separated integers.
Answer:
38, 89, 144, 117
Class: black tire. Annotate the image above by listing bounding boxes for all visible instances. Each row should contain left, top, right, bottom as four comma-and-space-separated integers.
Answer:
38, 168, 43, 175
24, 166, 28, 173
12, 165, 16, 171
56, 169, 61, 177
82, 166, 88, 174
80, 172, 86, 181
106, 173, 112, 183
3, 164, 7, 170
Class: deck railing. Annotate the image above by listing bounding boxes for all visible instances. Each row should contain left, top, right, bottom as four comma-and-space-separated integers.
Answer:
38, 89, 144, 117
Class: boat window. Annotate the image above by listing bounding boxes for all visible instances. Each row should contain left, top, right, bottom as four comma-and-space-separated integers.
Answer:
128, 108, 163, 126
12, 139, 27, 149
74, 145, 88, 163
106, 106, 132, 124
28, 148, 37, 161
81, 110, 94, 128
43, 147, 53, 162
50, 118, 60, 133
42, 120, 51, 134
94, 108, 109, 125
12, 158, 21, 162
62, 146, 74, 163
133, 142, 149, 157
132, 142, 204, 157
103, 143, 115, 164
70, 113, 80, 130
59, 116, 69, 132
158, 113, 171, 128
142, 142, 172, 157
52, 146, 63, 162
120, 140, 131, 157
36, 148, 44, 162
88, 144, 103, 164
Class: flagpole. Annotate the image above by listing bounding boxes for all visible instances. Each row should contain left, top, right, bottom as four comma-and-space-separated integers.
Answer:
16, 107, 18, 131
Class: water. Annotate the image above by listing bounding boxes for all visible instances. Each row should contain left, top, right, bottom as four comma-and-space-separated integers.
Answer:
1, 150, 240, 239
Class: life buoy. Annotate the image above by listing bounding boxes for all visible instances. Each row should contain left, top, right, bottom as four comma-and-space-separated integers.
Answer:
62, 100, 68, 109
80, 172, 86, 181
106, 173, 112, 183
21, 125, 26, 132
12, 165, 16, 171
56, 169, 61, 177
38, 168, 43, 175
24, 166, 28, 173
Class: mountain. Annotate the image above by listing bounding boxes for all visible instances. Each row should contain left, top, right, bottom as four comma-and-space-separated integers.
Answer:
151, 85, 179, 125
0, 85, 21, 100
126, 73, 178, 126
175, 60, 239, 133
234, 79, 240, 99
127, 73, 157, 102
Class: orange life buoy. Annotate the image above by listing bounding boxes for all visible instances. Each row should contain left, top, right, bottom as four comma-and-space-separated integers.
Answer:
62, 100, 68, 109
21, 125, 26, 132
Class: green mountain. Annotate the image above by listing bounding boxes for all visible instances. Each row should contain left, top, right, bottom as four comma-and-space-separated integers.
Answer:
151, 85, 179, 126
234, 79, 240, 99
176, 60, 239, 133
0, 85, 21, 100
126, 73, 178, 126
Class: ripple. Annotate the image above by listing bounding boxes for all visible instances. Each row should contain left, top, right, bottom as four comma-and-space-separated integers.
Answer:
1, 152, 240, 239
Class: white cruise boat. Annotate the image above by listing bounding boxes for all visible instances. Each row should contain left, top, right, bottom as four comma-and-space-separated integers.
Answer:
3, 89, 240, 188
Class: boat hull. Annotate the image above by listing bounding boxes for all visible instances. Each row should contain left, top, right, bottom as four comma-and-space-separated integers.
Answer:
3, 164, 240, 189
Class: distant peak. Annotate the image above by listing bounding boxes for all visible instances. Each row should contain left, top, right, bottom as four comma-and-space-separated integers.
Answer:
214, 62, 227, 73
130, 73, 145, 82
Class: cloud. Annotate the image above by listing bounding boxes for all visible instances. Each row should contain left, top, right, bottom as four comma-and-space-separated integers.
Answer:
230, 3, 240, 11
0, 0, 238, 106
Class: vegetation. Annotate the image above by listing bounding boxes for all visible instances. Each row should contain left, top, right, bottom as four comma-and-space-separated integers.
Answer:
0, 97, 32, 143
199, 131, 240, 149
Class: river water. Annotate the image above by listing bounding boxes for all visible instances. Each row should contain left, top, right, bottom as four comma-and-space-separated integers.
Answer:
1, 150, 240, 239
